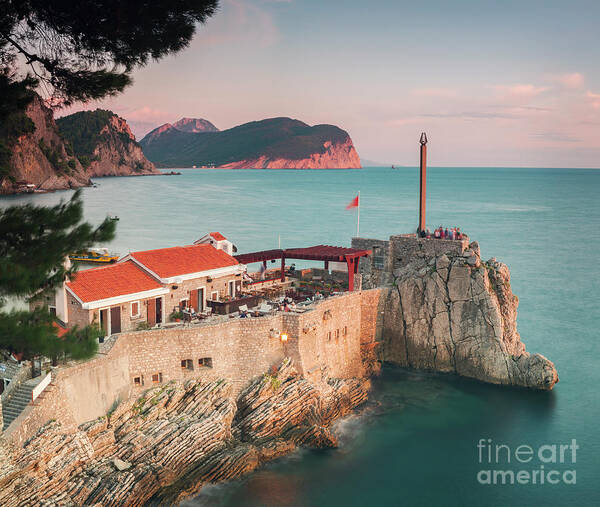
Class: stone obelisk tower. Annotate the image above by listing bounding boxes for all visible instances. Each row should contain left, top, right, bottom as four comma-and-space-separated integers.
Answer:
418, 132, 428, 234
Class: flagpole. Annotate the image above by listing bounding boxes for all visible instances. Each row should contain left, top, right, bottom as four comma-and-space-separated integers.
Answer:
357, 191, 360, 238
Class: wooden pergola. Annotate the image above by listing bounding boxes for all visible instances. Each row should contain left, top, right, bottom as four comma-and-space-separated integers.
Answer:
235, 245, 372, 291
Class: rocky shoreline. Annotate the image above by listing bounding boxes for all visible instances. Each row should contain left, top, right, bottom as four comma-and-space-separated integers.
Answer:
0, 360, 370, 506
381, 241, 558, 390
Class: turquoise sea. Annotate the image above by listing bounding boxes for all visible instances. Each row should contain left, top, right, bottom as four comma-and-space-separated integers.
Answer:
2, 167, 599, 506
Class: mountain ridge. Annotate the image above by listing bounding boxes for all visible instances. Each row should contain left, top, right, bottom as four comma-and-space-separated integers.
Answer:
57, 109, 160, 178
139, 116, 361, 169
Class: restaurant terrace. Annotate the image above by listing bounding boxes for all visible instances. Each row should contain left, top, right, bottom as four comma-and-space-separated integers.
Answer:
235, 245, 372, 292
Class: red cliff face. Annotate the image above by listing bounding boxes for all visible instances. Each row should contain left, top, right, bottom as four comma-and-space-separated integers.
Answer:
218, 138, 362, 169
1, 96, 91, 194
84, 115, 159, 177
0, 101, 159, 194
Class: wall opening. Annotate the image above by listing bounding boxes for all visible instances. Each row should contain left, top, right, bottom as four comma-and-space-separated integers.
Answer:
198, 357, 213, 368
151, 372, 163, 384
133, 375, 144, 386
131, 301, 140, 318
181, 359, 194, 370
372, 245, 385, 269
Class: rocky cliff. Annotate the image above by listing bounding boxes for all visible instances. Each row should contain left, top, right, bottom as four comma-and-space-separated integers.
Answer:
140, 117, 362, 169
0, 96, 92, 194
0, 359, 369, 505
172, 117, 219, 133
380, 242, 558, 390
219, 138, 361, 169
57, 109, 160, 178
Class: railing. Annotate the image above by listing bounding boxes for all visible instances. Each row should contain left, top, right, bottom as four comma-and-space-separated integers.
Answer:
31, 371, 52, 402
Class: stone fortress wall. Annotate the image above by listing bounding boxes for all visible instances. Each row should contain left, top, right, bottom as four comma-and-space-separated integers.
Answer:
5, 289, 382, 447
352, 234, 469, 288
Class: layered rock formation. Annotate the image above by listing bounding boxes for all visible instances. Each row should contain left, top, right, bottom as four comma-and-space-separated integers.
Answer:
140, 116, 361, 169
380, 242, 558, 390
0, 103, 160, 194
219, 138, 361, 169
0, 96, 92, 194
0, 359, 369, 506
57, 109, 160, 178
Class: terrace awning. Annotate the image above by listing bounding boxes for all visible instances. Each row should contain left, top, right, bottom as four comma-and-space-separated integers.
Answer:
234, 245, 371, 291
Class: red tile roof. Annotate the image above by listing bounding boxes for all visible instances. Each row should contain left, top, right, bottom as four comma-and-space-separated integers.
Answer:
53, 322, 69, 338
66, 261, 163, 303
130, 244, 239, 279
210, 232, 226, 241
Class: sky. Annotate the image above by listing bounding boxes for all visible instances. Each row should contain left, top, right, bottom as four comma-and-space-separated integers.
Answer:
61, 0, 600, 168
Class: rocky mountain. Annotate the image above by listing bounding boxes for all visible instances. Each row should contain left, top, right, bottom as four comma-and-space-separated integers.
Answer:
0, 359, 369, 505
140, 117, 218, 147
0, 96, 92, 194
381, 242, 558, 389
172, 117, 219, 133
56, 110, 160, 178
139, 117, 361, 169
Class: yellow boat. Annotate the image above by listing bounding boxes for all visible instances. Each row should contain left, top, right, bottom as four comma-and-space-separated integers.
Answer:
69, 248, 119, 264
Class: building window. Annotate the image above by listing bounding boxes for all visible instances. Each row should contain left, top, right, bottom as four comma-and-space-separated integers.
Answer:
198, 357, 213, 368
151, 372, 163, 384
327, 331, 332, 341
131, 301, 140, 318
335, 329, 340, 339
343, 326, 348, 336
181, 359, 194, 370
134, 375, 144, 386
372, 246, 384, 269
228, 280, 235, 297
179, 299, 189, 310
211, 291, 219, 301
49, 306, 57, 316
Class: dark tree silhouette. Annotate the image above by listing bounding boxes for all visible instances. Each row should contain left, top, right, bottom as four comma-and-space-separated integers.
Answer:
0, 191, 116, 365
0, 0, 219, 104
0, 1, 219, 366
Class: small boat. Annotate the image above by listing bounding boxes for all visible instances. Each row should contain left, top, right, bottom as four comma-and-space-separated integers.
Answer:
109, 215, 119, 221
69, 248, 119, 264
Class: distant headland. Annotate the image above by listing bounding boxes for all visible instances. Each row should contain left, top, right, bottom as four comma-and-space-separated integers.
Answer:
139, 117, 362, 169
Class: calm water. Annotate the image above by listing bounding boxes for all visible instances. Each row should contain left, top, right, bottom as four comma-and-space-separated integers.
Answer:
2, 167, 599, 506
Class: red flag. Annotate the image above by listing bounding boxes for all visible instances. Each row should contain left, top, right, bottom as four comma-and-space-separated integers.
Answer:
346, 194, 359, 209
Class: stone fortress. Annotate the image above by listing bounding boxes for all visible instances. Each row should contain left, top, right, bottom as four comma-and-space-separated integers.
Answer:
0, 134, 558, 505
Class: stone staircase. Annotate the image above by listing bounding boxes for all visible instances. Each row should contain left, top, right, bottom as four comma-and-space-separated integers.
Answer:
2, 381, 35, 430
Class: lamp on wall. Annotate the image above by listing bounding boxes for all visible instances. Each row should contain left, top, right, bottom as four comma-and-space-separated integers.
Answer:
280, 332, 288, 342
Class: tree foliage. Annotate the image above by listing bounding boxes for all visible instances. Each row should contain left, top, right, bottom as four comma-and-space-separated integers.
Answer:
0, 0, 219, 365
0, 191, 116, 362
56, 109, 116, 158
0, 72, 37, 178
0, 0, 219, 105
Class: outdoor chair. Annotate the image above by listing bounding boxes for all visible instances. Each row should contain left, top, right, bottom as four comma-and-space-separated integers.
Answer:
258, 303, 272, 315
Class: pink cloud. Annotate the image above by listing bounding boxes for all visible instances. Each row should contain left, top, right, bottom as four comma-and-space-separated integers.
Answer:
124, 106, 172, 123
586, 91, 600, 109
555, 72, 585, 89
411, 87, 458, 98
493, 84, 549, 99
194, 0, 279, 48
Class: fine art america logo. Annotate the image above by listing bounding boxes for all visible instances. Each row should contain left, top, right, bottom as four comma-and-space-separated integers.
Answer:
476, 438, 578, 485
